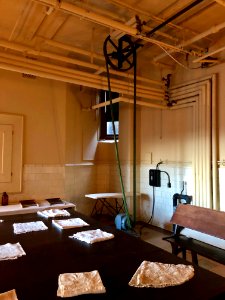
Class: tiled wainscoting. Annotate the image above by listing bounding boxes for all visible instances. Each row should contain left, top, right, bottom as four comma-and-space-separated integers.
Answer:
8, 164, 65, 203
6, 162, 194, 230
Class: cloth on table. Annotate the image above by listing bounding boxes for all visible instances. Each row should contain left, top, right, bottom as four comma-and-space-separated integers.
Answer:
37, 209, 70, 218
0, 243, 26, 260
128, 261, 194, 288
69, 229, 114, 244
52, 218, 89, 229
13, 221, 48, 234
0, 289, 18, 300
57, 270, 106, 297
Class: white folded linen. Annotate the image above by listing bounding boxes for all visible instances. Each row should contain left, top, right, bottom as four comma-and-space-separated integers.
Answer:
37, 209, 70, 218
69, 229, 114, 244
0, 289, 18, 300
128, 261, 194, 288
52, 218, 89, 229
57, 270, 106, 297
13, 221, 48, 234
0, 242, 26, 260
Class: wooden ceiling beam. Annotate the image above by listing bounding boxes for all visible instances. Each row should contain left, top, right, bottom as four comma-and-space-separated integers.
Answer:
105, 0, 211, 39
92, 97, 168, 110
34, 0, 198, 56
106, 0, 186, 30
214, 0, 225, 7
154, 20, 225, 62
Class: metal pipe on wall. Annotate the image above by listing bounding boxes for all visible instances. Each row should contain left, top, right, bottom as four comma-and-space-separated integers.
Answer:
170, 77, 218, 209
211, 74, 219, 210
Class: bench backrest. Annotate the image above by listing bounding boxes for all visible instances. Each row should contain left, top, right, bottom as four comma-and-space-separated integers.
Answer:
170, 204, 225, 240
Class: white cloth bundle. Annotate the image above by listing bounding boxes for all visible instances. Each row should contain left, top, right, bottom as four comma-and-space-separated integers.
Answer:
0, 289, 18, 300
69, 229, 114, 244
37, 209, 70, 218
52, 218, 89, 229
129, 261, 194, 288
57, 270, 106, 297
0, 243, 26, 260
13, 221, 48, 234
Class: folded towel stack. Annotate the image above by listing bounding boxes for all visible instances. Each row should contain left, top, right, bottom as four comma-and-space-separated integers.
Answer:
69, 229, 114, 244
57, 270, 106, 297
0, 243, 26, 260
128, 261, 195, 288
52, 218, 89, 229
0, 289, 18, 300
37, 209, 70, 218
13, 221, 48, 234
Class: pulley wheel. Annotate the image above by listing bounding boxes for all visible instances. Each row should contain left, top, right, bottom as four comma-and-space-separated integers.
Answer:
103, 35, 135, 71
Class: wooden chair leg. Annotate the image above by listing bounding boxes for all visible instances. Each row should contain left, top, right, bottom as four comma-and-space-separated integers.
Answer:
181, 248, 187, 260
191, 250, 198, 265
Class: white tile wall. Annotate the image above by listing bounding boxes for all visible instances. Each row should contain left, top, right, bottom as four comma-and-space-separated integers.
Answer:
5, 162, 194, 230
139, 163, 193, 230
8, 164, 65, 203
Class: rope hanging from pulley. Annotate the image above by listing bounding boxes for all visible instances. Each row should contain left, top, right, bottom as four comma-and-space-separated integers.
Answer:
103, 34, 137, 229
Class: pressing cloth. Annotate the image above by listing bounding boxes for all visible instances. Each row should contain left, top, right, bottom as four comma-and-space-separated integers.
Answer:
0, 289, 18, 300
0, 243, 26, 260
37, 209, 70, 218
52, 218, 89, 229
57, 270, 106, 297
129, 261, 194, 288
13, 221, 48, 234
69, 229, 114, 244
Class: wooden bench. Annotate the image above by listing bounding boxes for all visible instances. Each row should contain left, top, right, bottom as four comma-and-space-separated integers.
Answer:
163, 204, 225, 265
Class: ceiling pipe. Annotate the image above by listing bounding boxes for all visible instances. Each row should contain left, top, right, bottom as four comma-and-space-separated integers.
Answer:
0, 52, 165, 101
45, 39, 104, 61
45, 39, 170, 83
106, 0, 190, 31
107, 0, 213, 48
34, 0, 196, 55
111, 15, 178, 42
121, 0, 206, 58
0, 38, 164, 92
154, 20, 225, 62
193, 45, 225, 63
147, 0, 205, 36
107, 1, 206, 55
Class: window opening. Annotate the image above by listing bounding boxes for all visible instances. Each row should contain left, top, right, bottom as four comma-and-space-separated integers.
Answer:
99, 90, 119, 140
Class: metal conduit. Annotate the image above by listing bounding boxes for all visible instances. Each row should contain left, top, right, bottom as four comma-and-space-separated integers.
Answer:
147, 0, 205, 36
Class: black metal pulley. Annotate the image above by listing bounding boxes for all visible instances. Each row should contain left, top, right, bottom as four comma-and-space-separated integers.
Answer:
103, 35, 135, 71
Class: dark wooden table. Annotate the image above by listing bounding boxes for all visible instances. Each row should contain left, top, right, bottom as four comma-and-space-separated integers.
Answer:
0, 208, 225, 300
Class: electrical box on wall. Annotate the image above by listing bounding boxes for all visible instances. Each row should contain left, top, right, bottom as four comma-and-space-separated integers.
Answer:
149, 169, 161, 187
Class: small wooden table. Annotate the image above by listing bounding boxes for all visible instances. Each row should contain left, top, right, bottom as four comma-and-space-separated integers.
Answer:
85, 192, 136, 217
